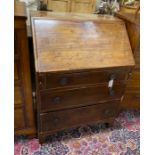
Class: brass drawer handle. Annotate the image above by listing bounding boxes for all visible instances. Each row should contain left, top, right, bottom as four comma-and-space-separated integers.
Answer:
53, 117, 59, 125
104, 109, 113, 117
60, 77, 68, 86
53, 97, 61, 104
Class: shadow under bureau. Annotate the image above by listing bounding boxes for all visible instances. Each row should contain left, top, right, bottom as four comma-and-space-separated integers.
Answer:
31, 13, 135, 143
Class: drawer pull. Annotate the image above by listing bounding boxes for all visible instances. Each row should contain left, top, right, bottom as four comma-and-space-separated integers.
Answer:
53, 97, 61, 104
53, 117, 59, 124
108, 75, 115, 96
60, 77, 68, 86
104, 109, 113, 117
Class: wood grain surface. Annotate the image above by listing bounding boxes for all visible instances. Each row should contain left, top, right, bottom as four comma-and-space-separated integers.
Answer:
31, 13, 135, 73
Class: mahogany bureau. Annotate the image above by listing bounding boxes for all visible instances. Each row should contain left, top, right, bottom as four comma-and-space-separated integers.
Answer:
31, 13, 135, 143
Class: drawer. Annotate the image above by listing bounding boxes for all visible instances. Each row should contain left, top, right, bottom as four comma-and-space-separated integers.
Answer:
40, 100, 120, 132
39, 68, 129, 90
14, 108, 25, 130
40, 83, 125, 112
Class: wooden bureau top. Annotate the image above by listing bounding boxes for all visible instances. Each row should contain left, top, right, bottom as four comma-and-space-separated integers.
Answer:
31, 12, 135, 73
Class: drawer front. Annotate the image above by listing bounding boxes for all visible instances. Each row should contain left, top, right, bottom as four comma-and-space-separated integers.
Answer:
39, 69, 128, 90
14, 108, 25, 130
40, 83, 125, 112
40, 100, 120, 132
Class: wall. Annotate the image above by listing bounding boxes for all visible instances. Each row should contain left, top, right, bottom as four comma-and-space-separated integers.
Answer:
17, 0, 103, 25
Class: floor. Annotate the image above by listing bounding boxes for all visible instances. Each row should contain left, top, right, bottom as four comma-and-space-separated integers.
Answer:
15, 110, 140, 155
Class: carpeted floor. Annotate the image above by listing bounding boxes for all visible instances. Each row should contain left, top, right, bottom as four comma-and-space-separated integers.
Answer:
14, 110, 140, 155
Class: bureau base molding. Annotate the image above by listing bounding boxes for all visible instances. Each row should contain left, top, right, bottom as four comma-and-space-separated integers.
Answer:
38, 117, 116, 144
37, 100, 121, 143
